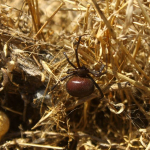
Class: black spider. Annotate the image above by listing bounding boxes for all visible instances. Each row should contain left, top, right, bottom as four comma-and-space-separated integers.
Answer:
51, 36, 106, 98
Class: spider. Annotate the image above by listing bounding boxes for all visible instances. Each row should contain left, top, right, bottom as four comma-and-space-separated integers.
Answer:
51, 36, 106, 98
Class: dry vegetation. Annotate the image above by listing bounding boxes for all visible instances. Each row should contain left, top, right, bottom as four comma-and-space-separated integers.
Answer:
0, 0, 150, 149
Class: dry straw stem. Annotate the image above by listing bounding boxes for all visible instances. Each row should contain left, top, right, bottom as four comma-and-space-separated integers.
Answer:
1, 106, 22, 115
131, 92, 150, 122
136, 0, 150, 25
1, 139, 64, 149
21, 130, 134, 149
41, 60, 59, 82
33, 2, 64, 39
107, 68, 150, 95
15, 143, 64, 149
91, 0, 150, 81
123, 0, 133, 30
22, 130, 112, 147
131, 33, 141, 59
66, 94, 98, 111
32, 102, 64, 130
27, 0, 39, 34
31, 108, 54, 129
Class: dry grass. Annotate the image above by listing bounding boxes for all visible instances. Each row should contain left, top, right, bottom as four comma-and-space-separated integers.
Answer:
0, 0, 150, 149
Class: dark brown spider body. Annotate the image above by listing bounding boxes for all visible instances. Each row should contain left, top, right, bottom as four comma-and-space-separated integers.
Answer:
66, 76, 94, 97
76, 66, 89, 77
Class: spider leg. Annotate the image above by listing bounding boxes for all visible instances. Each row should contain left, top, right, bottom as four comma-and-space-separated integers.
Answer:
89, 64, 106, 77
75, 36, 82, 68
89, 47, 108, 77
51, 73, 74, 91
66, 69, 75, 74
63, 52, 77, 69
75, 35, 90, 68
63, 36, 82, 69
87, 74, 104, 99
64, 35, 88, 69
